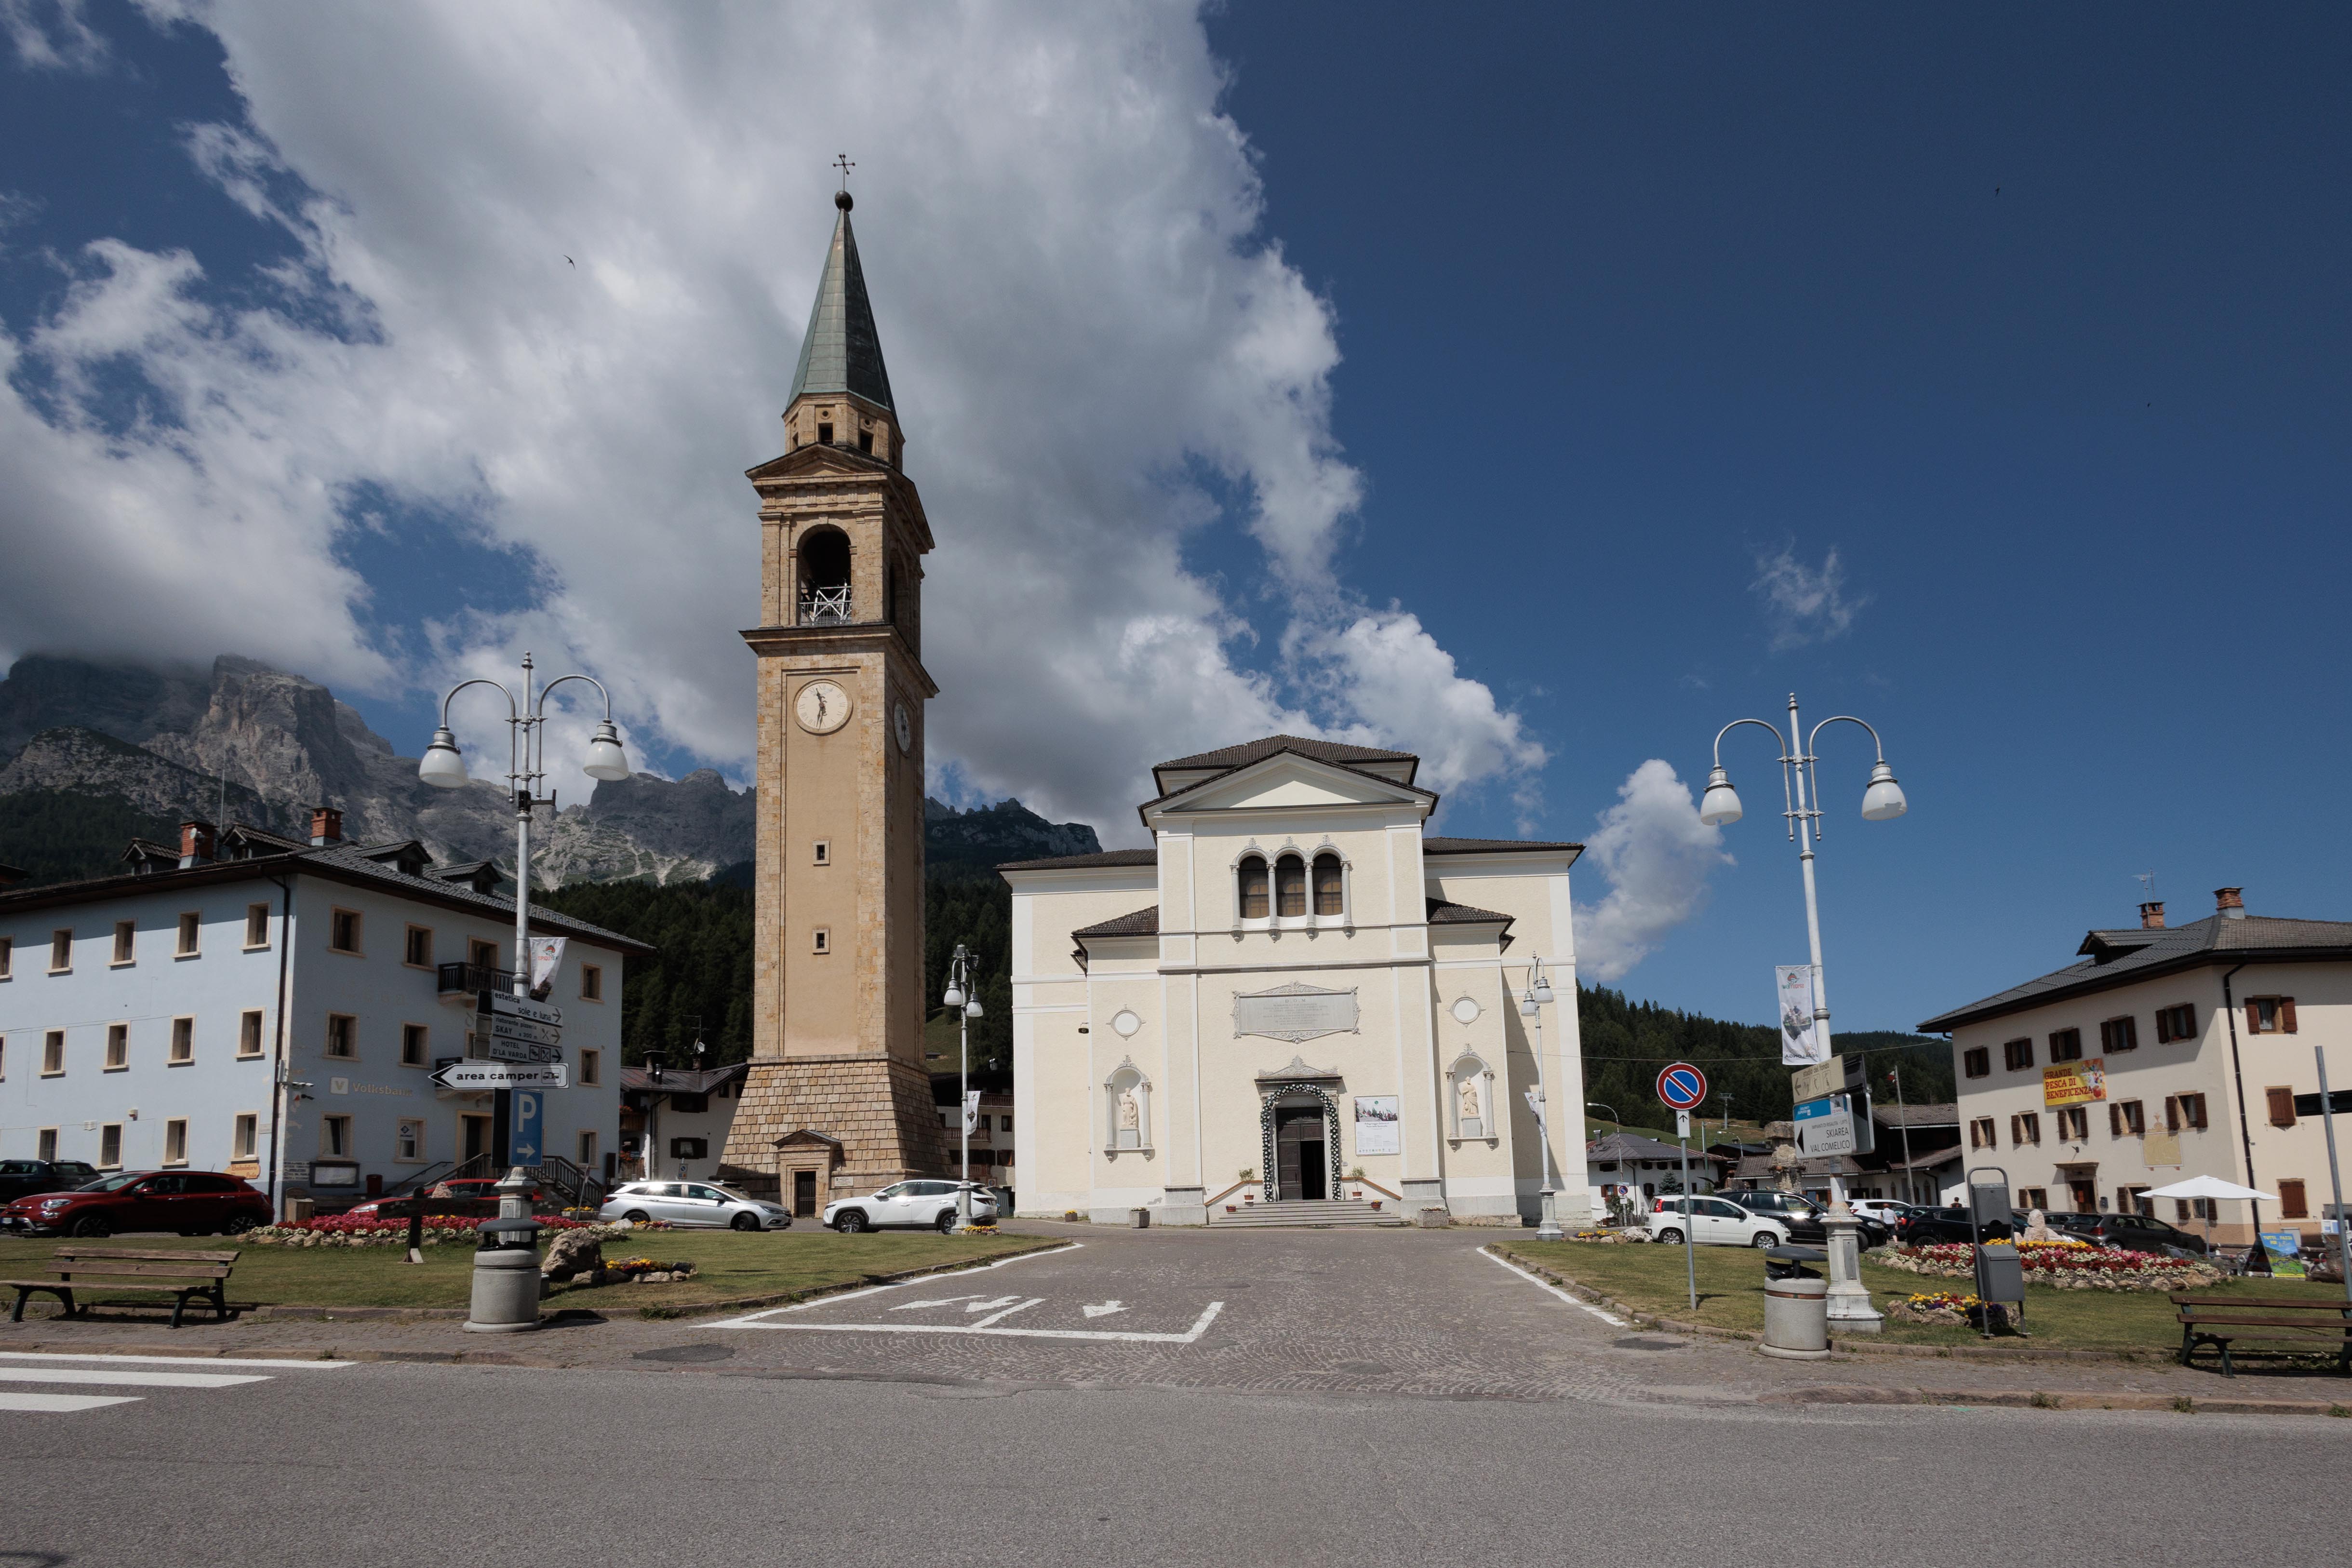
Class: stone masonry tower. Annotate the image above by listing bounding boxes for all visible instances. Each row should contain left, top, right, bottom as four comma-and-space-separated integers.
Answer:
720, 189, 944, 1206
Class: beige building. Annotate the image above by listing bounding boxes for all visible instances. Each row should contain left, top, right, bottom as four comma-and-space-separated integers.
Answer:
718, 189, 946, 1202
1001, 737, 1588, 1225
1922, 888, 2352, 1246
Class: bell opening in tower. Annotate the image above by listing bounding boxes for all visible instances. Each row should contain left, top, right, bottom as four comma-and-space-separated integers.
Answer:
800, 527, 853, 625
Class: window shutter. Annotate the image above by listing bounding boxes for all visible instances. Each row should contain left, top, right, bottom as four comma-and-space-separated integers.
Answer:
2108, 1103, 2121, 1138
2164, 1096, 2179, 1132
2266, 1086, 2296, 1127
2247, 1000, 2262, 1033
2280, 997, 2297, 1033
2279, 1180, 2308, 1220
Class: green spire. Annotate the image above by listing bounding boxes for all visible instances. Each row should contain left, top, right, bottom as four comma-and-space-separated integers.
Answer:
786, 192, 895, 413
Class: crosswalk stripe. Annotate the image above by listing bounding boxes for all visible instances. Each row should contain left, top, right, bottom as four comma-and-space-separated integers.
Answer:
0, 1367, 270, 1390
0, 1393, 143, 1412
0, 1351, 353, 1369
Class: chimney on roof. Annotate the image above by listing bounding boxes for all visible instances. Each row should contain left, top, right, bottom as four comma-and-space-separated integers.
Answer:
178, 819, 217, 869
309, 806, 343, 847
2214, 886, 2245, 920
2139, 901, 2165, 930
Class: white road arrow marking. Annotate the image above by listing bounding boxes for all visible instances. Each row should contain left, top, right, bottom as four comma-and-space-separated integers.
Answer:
1081, 1300, 1127, 1319
962, 1295, 1023, 1313
889, 1295, 982, 1312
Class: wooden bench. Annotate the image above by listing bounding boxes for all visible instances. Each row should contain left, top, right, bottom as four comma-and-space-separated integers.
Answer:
2171, 1293, 2352, 1377
1, 1246, 240, 1329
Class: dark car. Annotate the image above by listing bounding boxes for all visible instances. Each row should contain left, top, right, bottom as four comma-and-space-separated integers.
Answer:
0, 1159, 101, 1205
1894, 1206, 2019, 1246
0, 1171, 269, 1238
1721, 1189, 1893, 1249
2047, 1211, 2209, 1257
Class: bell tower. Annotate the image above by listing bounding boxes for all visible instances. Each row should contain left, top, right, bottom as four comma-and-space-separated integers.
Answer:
720, 188, 945, 1203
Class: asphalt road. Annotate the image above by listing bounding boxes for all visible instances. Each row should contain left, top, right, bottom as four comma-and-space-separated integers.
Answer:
1, 1228, 2343, 1566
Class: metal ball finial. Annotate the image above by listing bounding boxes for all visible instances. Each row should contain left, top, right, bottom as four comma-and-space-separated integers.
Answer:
835, 189, 853, 211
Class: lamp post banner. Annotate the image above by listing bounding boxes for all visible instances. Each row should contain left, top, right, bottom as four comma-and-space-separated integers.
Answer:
1776, 965, 1826, 1065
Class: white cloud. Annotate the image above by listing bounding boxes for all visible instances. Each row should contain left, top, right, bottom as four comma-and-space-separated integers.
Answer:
1751, 542, 1866, 651
0, 1, 1543, 841
1573, 759, 1729, 982
1, 0, 107, 71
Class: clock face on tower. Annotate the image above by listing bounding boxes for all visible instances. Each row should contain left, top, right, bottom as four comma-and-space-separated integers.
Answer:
893, 701, 912, 754
794, 679, 852, 735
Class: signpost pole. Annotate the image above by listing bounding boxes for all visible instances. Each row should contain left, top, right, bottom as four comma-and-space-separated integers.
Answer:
2318, 1046, 2351, 1308
1679, 1119, 1697, 1309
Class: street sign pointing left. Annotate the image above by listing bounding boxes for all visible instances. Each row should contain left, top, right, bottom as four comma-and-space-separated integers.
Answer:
430, 1061, 568, 1091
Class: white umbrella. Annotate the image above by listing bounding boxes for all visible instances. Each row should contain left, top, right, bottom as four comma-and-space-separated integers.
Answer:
2142, 1176, 2279, 1264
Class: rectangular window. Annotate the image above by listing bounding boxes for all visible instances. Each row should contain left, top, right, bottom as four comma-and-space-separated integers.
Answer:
396, 1119, 424, 1162
2017, 1187, 2047, 1212
401, 1023, 428, 1067
581, 963, 602, 1001
2164, 1092, 2209, 1131
232, 1113, 258, 1162
1962, 1046, 1989, 1079
670, 1091, 709, 1114
2266, 1086, 2296, 1127
98, 1124, 122, 1168
239, 1010, 265, 1059
329, 908, 362, 954
0, 934, 11, 978
2004, 1037, 2034, 1072
812, 928, 829, 954
42, 1030, 64, 1075
2246, 996, 2296, 1034
1239, 858, 1270, 919
176, 911, 201, 956
2278, 1179, 2308, 1220
105, 1023, 128, 1070
170, 1017, 194, 1064
322, 1114, 352, 1158
38, 1127, 58, 1162
2047, 1028, 2083, 1063
577, 1130, 598, 1166
113, 920, 136, 964
50, 928, 71, 972
812, 840, 830, 866
1969, 1117, 1996, 1150
1276, 857, 1307, 917
245, 903, 270, 948
325, 1014, 357, 1059
2121, 1185, 2151, 1217
468, 938, 498, 971
1001, 1115, 1013, 1132
404, 925, 433, 967
2109, 1099, 2144, 1136
163, 1119, 188, 1166
2154, 1003, 2195, 1044
2056, 1106, 2089, 1141
2098, 1016, 2138, 1054
579, 1048, 601, 1086
2010, 1112, 2041, 1147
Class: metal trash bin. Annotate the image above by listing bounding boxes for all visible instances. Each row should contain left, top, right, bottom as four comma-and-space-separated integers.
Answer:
1130, 1207, 1150, 1229
1760, 1273, 1831, 1360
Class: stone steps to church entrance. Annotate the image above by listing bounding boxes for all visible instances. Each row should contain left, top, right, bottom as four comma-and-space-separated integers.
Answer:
1206, 1199, 1408, 1229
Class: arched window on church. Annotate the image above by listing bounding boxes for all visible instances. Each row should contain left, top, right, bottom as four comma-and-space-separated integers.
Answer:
799, 528, 853, 625
1237, 855, 1270, 920
1311, 853, 1343, 917
1274, 855, 1307, 918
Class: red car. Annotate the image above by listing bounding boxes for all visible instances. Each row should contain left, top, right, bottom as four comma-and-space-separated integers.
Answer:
0, 1171, 269, 1238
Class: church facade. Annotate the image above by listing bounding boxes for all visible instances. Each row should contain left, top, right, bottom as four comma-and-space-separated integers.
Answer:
1002, 738, 1590, 1225
717, 190, 947, 1207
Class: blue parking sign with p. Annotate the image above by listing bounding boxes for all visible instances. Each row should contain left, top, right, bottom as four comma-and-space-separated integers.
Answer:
512, 1090, 543, 1166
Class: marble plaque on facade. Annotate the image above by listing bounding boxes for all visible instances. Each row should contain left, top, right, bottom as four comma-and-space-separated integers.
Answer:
1233, 982, 1360, 1043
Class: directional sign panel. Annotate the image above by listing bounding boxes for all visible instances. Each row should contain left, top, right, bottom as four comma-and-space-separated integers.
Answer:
1793, 1092, 1875, 1157
481, 993, 562, 1027
1656, 1062, 1708, 1111
431, 1061, 569, 1092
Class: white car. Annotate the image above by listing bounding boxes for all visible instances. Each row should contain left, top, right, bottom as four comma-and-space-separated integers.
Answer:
1645, 1195, 1791, 1248
825, 1179, 999, 1234
1847, 1198, 1914, 1226
599, 1180, 792, 1231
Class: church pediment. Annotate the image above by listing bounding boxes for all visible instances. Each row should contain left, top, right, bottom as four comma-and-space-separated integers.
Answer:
1147, 751, 1433, 820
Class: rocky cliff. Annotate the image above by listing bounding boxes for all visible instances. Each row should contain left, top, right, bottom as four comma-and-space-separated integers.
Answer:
0, 655, 1100, 888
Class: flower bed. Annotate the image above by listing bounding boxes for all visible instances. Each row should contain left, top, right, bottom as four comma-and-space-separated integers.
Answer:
238, 1215, 635, 1248
1878, 1240, 2221, 1292
1569, 1228, 1648, 1244
1885, 1289, 2010, 1331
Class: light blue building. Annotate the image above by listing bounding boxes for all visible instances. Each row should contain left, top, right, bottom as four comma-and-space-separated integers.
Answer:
0, 809, 648, 1215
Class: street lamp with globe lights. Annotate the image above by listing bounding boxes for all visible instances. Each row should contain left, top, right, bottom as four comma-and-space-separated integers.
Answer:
1702, 691, 1906, 1332
940, 944, 985, 1231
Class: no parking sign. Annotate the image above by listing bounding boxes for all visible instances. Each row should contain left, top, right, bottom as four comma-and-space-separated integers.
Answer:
1656, 1062, 1707, 1112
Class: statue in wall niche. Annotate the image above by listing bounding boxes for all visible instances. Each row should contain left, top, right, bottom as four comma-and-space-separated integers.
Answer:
1116, 1091, 1140, 1134
1457, 1077, 1482, 1125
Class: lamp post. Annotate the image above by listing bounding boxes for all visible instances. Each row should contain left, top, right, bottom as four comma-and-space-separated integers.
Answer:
940, 944, 984, 1231
419, 652, 629, 1169
1520, 956, 1563, 1240
1588, 1100, 1621, 1225
1700, 691, 1906, 1333
1887, 1063, 1915, 1206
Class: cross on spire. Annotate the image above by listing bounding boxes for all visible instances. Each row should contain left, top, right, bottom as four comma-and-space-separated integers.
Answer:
834, 153, 855, 191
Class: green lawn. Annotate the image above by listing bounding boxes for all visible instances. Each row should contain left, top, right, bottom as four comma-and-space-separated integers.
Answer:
0, 1230, 1056, 1317
1501, 1239, 2352, 1354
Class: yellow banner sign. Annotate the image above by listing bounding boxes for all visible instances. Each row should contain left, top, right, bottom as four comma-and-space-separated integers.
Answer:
2044, 1058, 2107, 1107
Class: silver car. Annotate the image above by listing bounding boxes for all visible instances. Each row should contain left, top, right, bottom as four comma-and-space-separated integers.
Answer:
599, 1180, 792, 1231
824, 1180, 999, 1233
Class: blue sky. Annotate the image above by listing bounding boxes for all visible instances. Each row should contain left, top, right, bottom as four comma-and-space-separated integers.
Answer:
1, 4, 2346, 1036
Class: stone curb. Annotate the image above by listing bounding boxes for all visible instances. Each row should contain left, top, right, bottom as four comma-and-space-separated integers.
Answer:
1762, 1385, 2352, 1418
